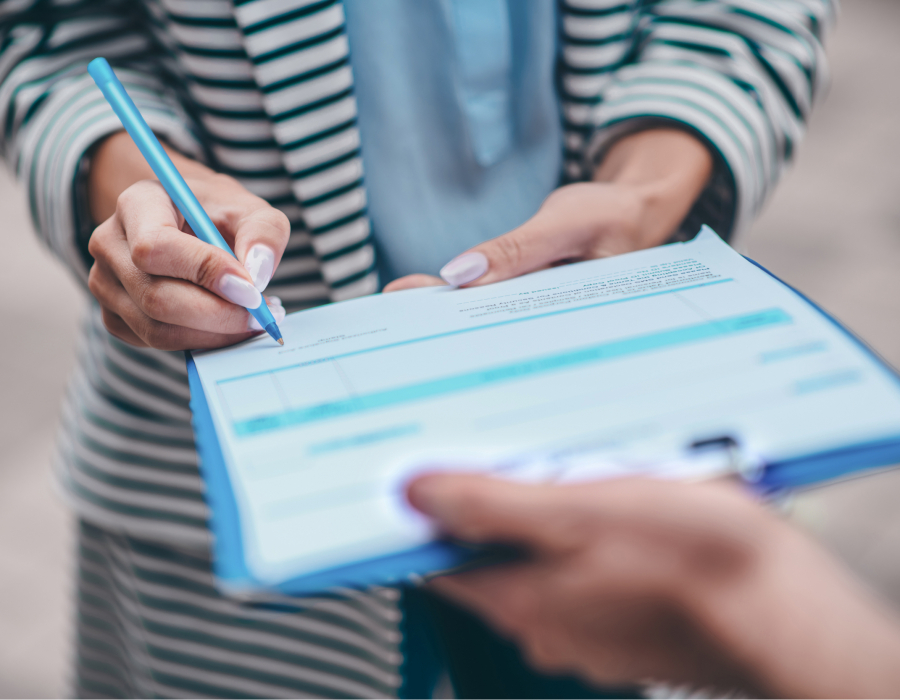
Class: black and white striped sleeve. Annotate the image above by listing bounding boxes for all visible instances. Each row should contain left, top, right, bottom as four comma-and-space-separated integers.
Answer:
0, 0, 203, 286
567, 0, 836, 238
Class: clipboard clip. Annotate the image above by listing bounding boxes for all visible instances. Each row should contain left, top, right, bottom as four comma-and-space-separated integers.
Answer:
688, 435, 766, 483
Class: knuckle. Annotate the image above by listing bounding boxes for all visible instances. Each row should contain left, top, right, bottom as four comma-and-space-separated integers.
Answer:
87, 264, 103, 299
88, 222, 112, 260
158, 325, 190, 352
116, 180, 161, 220
99, 308, 120, 334
130, 237, 156, 271
101, 309, 138, 347
193, 251, 222, 290
87, 228, 102, 258
214, 304, 245, 333
492, 234, 524, 270
260, 206, 291, 236
139, 282, 167, 320
115, 185, 140, 216
236, 202, 291, 247
141, 317, 175, 351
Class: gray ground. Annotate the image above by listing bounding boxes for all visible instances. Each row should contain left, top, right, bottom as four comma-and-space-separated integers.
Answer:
1, 1, 899, 696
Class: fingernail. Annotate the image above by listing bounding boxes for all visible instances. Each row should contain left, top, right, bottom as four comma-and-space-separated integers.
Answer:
271, 301, 286, 323
244, 244, 276, 292
440, 252, 488, 287
219, 273, 262, 309
248, 299, 285, 331
265, 295, 282, 306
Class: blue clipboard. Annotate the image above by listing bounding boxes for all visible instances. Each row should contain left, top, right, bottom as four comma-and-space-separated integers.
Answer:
186, 256, 900, 596
187, 356, 479, 596
744, 258, 900, 490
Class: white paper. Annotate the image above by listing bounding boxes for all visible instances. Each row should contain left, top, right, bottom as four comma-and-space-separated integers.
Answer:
193, 229, 900, 584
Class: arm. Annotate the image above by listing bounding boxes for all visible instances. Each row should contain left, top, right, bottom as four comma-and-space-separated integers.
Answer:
407, 474, 900, 697
0, 0, 201, 285
386, 0, 834, 291
1, 2, 289, 349
578, 0, 836, 239
385, 127, 712, 290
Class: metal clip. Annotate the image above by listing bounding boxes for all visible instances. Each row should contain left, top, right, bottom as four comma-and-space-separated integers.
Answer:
688, 435, 766, 483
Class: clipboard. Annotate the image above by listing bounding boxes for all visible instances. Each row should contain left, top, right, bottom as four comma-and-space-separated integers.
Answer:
186, 246, 900, 596
188, 357, 476, 596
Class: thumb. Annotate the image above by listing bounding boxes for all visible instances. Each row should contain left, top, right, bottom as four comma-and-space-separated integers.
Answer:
383, 274, 445, 293
438, 216, 569, 287
407, 473, 565, 551
438, 184, 612, 287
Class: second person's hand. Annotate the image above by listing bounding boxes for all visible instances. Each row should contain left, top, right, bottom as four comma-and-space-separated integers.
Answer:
384, 128, 712, 292
407, 473, 900, 698
86, 131, 290, 350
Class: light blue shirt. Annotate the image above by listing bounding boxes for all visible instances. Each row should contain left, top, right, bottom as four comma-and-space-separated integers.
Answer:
343, 0, 562, 285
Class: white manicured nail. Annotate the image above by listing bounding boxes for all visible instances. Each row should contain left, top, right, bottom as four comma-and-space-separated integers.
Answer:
219, 273, 262, 309
248, 299, 286, 331
244, 244, 276, 292
440, 252, 489, 286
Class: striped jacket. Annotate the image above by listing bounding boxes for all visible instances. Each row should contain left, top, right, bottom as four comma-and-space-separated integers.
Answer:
0, 0, 834, 696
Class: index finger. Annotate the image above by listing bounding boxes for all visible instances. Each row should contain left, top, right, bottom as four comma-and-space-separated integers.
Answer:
117, 182, 265, 306
189, 175, 291, 292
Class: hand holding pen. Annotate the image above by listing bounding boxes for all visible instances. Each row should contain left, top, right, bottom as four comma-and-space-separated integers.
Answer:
87, 58, 286, 349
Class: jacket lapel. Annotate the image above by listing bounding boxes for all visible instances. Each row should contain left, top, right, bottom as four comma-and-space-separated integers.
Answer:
233, 0, 377, 301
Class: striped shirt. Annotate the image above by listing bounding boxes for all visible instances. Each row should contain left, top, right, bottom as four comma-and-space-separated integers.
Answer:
0, 0, 834, 696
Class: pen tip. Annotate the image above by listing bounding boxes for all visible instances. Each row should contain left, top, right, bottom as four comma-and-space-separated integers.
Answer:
263, 321, 284, 346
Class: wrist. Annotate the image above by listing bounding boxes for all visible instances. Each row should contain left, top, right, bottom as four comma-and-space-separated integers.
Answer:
593, 128, 713, 248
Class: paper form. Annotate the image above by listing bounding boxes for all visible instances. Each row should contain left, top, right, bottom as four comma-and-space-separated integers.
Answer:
192, 228, 900, 584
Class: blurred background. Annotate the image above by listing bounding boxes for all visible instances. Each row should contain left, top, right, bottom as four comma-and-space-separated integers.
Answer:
1, 1, 899, 696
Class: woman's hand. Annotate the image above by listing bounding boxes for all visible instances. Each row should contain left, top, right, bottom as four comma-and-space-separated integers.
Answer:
384, 128, 712, 292
407, 473, 900, 698
86, 131, 289, 350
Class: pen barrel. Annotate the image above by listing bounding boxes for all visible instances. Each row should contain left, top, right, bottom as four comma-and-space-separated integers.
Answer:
87, 58, 233, 259
250, 302, 276, 328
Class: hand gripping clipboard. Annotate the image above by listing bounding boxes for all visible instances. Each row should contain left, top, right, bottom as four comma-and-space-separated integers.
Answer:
186, 236, 900, 596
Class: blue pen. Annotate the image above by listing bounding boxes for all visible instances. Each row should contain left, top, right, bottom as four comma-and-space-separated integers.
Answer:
87, 57, 284, 346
